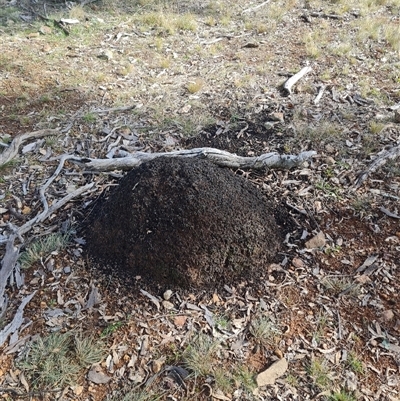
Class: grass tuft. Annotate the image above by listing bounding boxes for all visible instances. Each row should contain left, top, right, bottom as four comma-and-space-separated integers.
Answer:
19, 232, 70, 269
17, 332, 105, 389
249, 314, 280, 346
307, 356, 332, 390
183, 333, 219, 377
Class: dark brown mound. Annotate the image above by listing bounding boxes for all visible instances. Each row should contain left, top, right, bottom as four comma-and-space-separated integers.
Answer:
85, 157, 285, 288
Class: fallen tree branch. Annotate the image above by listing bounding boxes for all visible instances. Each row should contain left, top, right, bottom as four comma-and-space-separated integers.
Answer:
354, 145, 400, 189
71, 148, 317, 172
0, 291, 36, 348
0, 235, 18, 313
0, 129, 59, 167
18, 182, 95, 236
283, 66, 313, 95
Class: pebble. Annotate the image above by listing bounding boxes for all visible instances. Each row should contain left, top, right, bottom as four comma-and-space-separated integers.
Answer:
305, 231, 326, 249
382, 309, 394, 321
163, 290, 173, 300
162, 300, 174, 310
256, 358, 288, 387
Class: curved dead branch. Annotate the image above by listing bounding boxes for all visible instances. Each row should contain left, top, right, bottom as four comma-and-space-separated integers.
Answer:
71, 148, 317, 172
0, 129, 59, 167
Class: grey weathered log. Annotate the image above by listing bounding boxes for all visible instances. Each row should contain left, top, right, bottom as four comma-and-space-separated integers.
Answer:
71, 148, 317, 172
0, 291, 36, 348
0, 129, 59, 167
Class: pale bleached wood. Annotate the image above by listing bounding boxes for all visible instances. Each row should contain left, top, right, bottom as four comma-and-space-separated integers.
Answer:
0, 129, 59, 167
242, 0, 271, 14
354, 145, 400, 189
71, 148, 317, 172
283, 66, 312, 94
0, 291, 36, 347
0, 235, 18, 313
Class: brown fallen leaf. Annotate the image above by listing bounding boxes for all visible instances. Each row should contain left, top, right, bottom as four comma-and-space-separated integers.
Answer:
174, 315, 187, 328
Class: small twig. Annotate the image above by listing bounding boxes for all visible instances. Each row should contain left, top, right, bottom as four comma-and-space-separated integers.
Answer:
283, 66, 312, 94
0, 387, 62, 398
91, 105, 136, 114
242, 0, 271, 14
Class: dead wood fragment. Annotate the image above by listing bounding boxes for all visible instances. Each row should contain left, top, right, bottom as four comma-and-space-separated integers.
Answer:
0, 129, 59, 167
91, 105, 136, 114
354, 145, 400, 189
314, 84, 326, 104
283, 66, 312, 94
0, 291, 36, 347
0, 235, 19, 312
379, 207, 400, 219
309, 12, 341, 19
71, 148, 316, 172
242, 0, 271, 14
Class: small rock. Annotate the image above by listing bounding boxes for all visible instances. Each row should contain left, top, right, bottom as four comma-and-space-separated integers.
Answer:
325, 156, 335, 165
292, 257, 305, 269
256, 358, 288, 387
73, 385, 84, 395
269, 112, 284, 123
39, 25, 52, 35
305, 231, 326, 249
97, 50, 113, 60
163, 290, 173, 300
63, 265, 71, 274
87, 367, 111, 384
382, 309, 394, 321
325, 144, 335, 154
152, 357, 165, 373
162, 300, 174, 310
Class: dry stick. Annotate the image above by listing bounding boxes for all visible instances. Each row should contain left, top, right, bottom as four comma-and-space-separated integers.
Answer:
314, 84, 326, 105
0, 235, 18, 312
0, 153, 94, 344
17, 155, 77, 236
91, 105, 136, 114
242, 0, 271, 14
354, 145, 400, 189
18, 182, 94, 236
0, 129, 59, 167
283, 66, 313, 94
71, 148, 317, 172
0, 291, 36, 347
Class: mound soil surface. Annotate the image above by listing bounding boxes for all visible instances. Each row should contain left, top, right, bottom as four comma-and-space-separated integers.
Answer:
85, 157, 289, 288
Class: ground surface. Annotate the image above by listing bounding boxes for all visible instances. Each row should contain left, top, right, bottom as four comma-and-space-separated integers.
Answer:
0, 0, 400, 400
